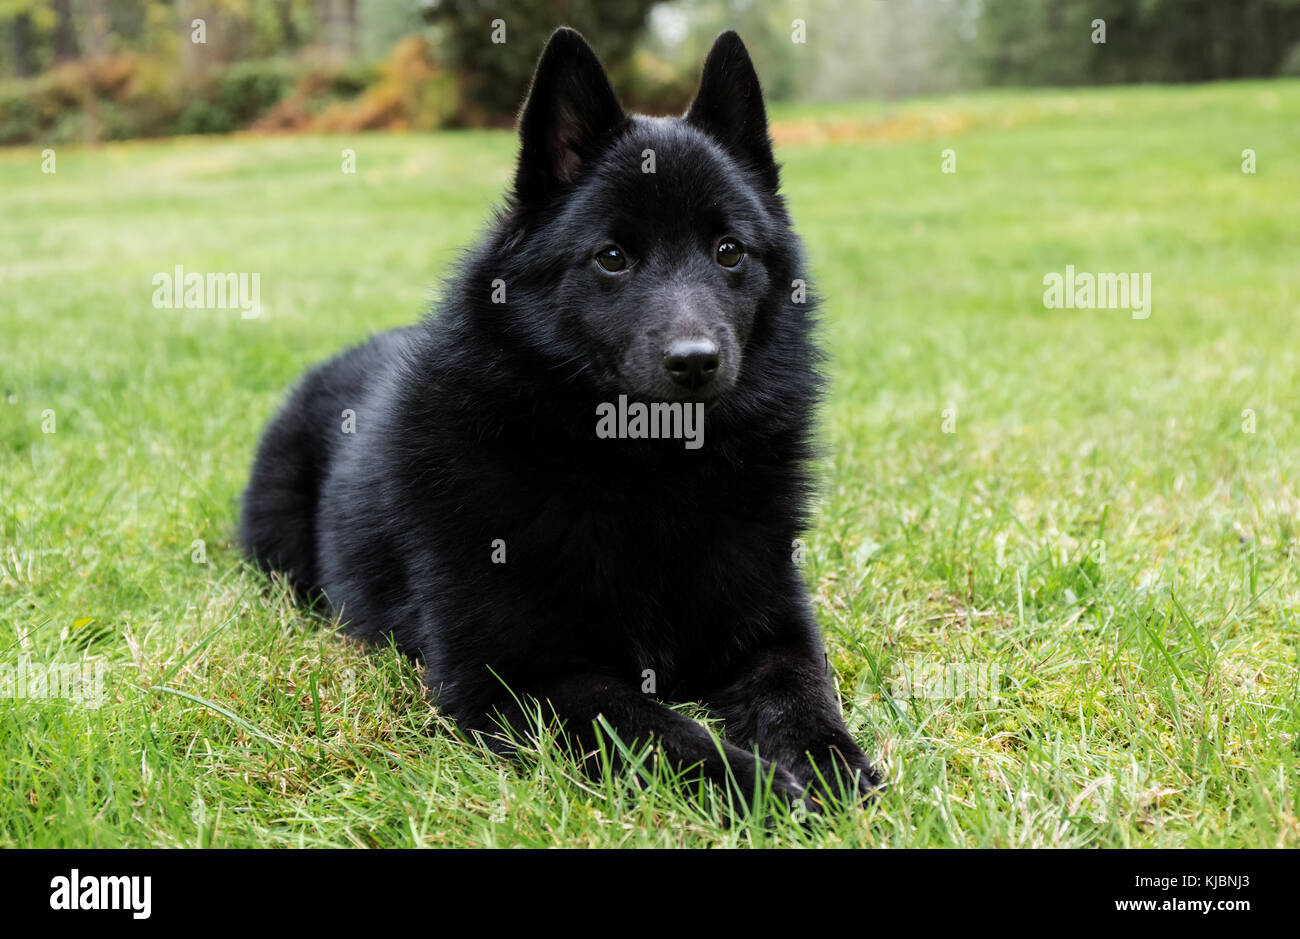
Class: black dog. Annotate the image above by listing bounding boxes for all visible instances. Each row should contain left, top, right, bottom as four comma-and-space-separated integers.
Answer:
241, 29, 879, 810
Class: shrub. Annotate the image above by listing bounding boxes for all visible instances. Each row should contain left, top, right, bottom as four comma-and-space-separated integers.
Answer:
294, 37, 455, 134
0, 37, 459, 145
0, 87, 40, 145
216, 60, 294, 126
176, 99, 234, 136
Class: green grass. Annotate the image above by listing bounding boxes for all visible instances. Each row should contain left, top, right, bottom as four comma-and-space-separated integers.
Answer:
2, 80, 1298, 848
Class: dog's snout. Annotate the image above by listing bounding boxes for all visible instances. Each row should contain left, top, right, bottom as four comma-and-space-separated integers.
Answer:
663, 338, 720, 388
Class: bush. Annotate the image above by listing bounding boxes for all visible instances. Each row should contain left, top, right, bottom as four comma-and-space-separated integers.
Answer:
0, 88, 40, 145
0, 37, 459, 145
216, 61, 294, 126
283, 37, 456, 134
176, 99, 235, 136
120, 58, 185, 138
380, 36, 457, 132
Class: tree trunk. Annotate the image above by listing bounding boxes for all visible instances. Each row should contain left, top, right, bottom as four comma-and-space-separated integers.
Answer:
13, 12, 36, 77
322, 0, 349, 61
179, 0, 198, 74
278, 0, 298, 50
52, 0, 81, 62
82, 0, 109, 147
345, 0, 359, 57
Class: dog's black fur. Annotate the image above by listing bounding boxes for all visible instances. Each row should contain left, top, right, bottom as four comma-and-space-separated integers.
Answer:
240, 29, 879, 809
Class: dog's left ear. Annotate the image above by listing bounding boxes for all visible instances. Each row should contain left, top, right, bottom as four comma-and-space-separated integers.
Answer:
686, 31, 778, 191
514, 28, 626, 206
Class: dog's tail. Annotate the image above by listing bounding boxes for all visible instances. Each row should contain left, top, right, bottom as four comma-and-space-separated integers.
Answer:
239, 366, 334, 596
239, 328, 413, 598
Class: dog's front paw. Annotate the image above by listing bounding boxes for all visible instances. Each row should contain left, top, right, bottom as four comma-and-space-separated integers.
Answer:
792, 745, 883, 810
764, 762, 812, 808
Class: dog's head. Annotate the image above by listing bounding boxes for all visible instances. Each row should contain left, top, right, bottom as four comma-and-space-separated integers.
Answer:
491, 28, 807, 408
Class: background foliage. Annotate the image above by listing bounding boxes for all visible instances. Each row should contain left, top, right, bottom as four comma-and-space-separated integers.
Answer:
2, 0, 1299, 145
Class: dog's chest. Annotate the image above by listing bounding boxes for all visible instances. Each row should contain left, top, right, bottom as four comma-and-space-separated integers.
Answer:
499, 481, 784, 682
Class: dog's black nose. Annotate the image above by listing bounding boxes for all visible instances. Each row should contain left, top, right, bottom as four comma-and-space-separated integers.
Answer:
664, 339, 720, 388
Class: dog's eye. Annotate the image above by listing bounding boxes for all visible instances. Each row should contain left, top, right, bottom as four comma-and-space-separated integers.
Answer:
716, 239, 744, 268
594, 245, 627, 273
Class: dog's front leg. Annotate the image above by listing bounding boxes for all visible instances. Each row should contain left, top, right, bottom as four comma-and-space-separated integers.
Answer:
708, 639, 881, 808
464, 670, 806, 811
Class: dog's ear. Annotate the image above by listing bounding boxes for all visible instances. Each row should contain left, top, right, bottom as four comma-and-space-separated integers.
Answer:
685, 31, 778, 190
514, 28, 625, 206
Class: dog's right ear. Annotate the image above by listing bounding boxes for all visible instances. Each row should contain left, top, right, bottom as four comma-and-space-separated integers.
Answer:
513, 28, 625, 207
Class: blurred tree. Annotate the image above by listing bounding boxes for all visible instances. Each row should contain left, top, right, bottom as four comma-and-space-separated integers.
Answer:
2, 0, 1298, 131
635, 0, 976, 107
319, 0, 358, 60
0, 0, 52, 77
640, 0, 806, 101
12, 6, 34, 75
77, 0, 107, 145
976, 0, 1300, 85
803, 0, 976, 102
52, 0, 78, 60
422, 0, 664, 124
358, 0, 427, 60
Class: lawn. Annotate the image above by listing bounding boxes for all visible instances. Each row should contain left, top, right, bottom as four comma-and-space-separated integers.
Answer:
1, 80, 1298, 848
